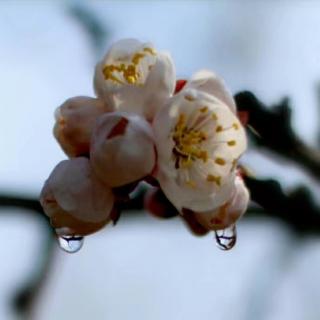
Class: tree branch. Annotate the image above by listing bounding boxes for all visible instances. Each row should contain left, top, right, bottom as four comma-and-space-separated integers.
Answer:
244, 175, 320, 235
235, 91, 320, 181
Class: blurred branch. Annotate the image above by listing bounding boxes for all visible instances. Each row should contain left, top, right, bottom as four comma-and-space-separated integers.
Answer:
0, 195, 56, 319
244, 175, 320, 235
0, 195, 42, 214
67, 3, 109, 56
235, 91, 320, 181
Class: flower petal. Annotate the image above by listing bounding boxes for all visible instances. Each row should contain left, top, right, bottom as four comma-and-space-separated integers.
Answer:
90, 112, 156, 187
185, 70, 236, 113
194, 175, 249, 230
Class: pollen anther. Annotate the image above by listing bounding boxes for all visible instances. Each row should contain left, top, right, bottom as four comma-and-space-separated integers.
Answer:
207, 174, 221, 186
102, 46, 156, 85
215, 157, 226, 165
227, 140, 236, 146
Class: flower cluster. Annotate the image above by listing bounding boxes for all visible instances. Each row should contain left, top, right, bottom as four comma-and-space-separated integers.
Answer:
40, 39, 249, 245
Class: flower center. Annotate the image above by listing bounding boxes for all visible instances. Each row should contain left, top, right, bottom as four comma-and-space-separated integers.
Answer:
172, 113, 209, 170
102, 47, 156, 85
171, 102, 242, 188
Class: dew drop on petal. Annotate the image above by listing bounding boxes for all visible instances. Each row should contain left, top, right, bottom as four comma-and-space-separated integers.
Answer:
57, 235, 84, 253
214, 225, 237, 251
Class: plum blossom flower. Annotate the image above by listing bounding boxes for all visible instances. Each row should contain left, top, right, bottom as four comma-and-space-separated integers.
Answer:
193, 175, 249, 230
90, 112, 156, 187
94, 38, 175, 121
153, 85, 247, 213
40, 157, 114, 236
54, 96, 111, 157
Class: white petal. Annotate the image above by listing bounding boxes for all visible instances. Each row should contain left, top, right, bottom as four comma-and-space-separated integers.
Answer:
185, 70, 236, 113
194, 175, 249, 230
157, 168, 236, 212
90, 112, 156, 187
227, 175, 250, 218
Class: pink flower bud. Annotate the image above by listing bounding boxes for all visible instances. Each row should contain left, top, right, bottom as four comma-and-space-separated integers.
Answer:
90, 112, 156, 187
54, 96, 111, 157
40, 158, 114, 236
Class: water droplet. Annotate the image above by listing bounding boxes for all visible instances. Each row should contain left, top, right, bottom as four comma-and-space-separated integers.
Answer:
58, 235, 84, 253
214, 225, 237, 251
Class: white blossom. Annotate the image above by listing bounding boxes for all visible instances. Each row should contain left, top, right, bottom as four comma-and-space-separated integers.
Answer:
153, 87, 247, 212
94, 38, 175, 121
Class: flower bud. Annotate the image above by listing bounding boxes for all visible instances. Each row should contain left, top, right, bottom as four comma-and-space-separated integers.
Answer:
54, 96, 111, 157
40, 158, 114, 236
90, 112, 156, 187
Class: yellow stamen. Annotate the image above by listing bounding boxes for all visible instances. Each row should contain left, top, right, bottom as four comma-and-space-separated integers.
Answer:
232, 122, 240, 130
143, 47, 157, 55
184, 94, 195, 102
172, 113, 209, 169
132, 52, 146, 65
207, 174, 221, 186
186, 180, 196, 188
227, 140, 236, 146
215, 157, 226, 166
102, 47, 156, 85
216, 125, 223, 132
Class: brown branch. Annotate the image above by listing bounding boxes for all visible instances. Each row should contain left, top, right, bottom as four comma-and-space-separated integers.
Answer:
244, 175, 320, 235
235, 91, 320, 181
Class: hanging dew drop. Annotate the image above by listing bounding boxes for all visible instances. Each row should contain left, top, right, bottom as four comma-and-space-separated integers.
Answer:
57, 235, 84, 253
214, 225, 237, 251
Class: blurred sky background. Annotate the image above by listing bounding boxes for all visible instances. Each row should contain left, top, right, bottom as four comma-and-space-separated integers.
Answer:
1, 1, 320, 320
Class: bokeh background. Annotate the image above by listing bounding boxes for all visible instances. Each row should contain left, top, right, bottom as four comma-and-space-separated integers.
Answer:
1, 1, 320, 319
